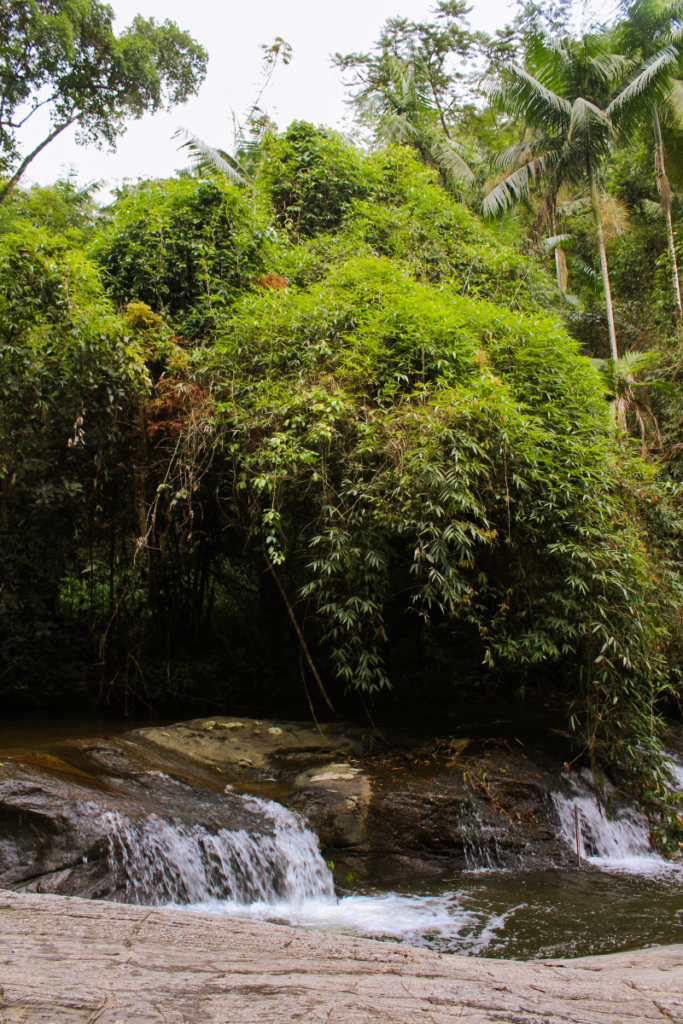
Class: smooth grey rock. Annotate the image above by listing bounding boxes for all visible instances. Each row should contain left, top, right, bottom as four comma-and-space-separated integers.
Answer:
1, 889, 682, 1023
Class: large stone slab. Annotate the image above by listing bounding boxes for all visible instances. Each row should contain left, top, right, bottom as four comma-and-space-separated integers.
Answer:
136, 716, 574, 876
0, 889, 682, 1023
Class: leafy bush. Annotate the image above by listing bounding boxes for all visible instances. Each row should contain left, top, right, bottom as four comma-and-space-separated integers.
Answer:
259, 121, 368, 236
92, 177, 270, 337
262, 136, 557, 311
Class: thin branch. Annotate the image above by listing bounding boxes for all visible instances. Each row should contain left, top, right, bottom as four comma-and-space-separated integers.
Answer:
0, 119, 74, 205
262, 540, 338, 719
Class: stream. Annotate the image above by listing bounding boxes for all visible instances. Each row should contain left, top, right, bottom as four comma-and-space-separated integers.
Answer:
112, 782, 683, 961
2, 714, 683, 960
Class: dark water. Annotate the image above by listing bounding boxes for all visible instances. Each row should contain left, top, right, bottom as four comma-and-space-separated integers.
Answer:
337, 868, 683, 959
3, 713, 683, 960
0, 713, 178, 752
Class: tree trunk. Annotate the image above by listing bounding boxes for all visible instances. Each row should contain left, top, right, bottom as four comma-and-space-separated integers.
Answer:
589, 163, 619, 361
653, 103, 682, 315
0, 120, 74, 205
553, 211, 567, 291
555, 246, 568, 291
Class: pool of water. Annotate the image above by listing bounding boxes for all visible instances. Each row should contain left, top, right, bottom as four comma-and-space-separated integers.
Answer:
178, 864, 683, 960
0, 713, 181, 752
5, 713, 683, 960
173, 762, 683, 959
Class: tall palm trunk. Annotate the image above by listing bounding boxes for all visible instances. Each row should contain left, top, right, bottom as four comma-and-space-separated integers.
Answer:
588, 162, 619, 360
555, 241, 568, 291
550, 208, 567, 291
652, 103, 682, 315
540, 194, 567, 291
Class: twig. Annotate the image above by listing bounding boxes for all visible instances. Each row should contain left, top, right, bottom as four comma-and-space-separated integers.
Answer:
360, 690, 390, 745
262, 541, 338, 719
299, 622, 329, 744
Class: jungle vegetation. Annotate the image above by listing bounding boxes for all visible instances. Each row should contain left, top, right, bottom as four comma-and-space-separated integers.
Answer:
4, 0, 683, 846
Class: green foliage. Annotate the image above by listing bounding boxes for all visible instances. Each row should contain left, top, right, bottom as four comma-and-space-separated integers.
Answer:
5, 1, 683, 850
0, 0, 207, 199
192, 239, 683, 844
346, 149, 556, 309
262, 136, 555, 311
91, 177, 270, 338
259, 122, 368, 237
0, 176, 103, 239
0, 226, 147, 685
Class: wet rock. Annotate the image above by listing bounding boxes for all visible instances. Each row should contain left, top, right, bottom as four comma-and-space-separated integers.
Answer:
290, 762, 372, 849
0, 739, 277, 900
0, 717, 577, 901
138, 719, 573, 876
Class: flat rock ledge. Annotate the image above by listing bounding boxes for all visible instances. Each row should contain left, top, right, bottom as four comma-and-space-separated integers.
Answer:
1, 891, 682, 1023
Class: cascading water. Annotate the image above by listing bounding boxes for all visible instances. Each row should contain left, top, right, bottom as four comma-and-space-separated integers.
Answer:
552, 765, 683, 874
102, 789, 515, 953
98, 757, 683, 958
104, 796, 335, 906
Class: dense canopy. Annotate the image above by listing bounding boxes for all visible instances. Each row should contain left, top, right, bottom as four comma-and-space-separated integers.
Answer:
3, 0, 683, 847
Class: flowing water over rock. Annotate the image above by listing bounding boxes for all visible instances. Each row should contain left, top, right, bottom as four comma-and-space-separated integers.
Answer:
3, 714, 683, 959
105, 796, 334, 906
552, 762, 683, 874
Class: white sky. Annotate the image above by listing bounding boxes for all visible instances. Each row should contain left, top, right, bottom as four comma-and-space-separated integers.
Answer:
17, 0, 516, 191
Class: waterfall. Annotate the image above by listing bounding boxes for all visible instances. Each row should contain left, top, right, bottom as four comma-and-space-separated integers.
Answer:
552, 766, 683, 873
101, 788, 513, 953
103, 795, 335, 906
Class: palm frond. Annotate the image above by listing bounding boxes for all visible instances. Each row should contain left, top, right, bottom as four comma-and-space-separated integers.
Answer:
482, 162, 540, 218
487, 65, 572, 128
430, 139, 475, 184
543, 233, 574, 252
663, 24, 683, 45
488, 136, 556, 171
525, 31, 573, 89
587, 51, 634, 87
568, 97, 612, 143
663, 77, 683, 125
574, 257, 601, 286
174, 128, 246, 185
591, 349, 660, 378
376, 111, 421, 145
557, 196, 590, 216
607, 45, 679, 118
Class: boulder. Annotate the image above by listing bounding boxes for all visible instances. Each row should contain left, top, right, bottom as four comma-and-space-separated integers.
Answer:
0, 716, 575, 901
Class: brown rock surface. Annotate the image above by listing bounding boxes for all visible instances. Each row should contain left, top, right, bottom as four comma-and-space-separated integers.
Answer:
138, 717, 574, 875
1, 889, 682, 1023
132, 717, 365, 770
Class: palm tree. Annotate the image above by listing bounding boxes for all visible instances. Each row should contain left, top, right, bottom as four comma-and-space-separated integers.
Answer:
174, 128, 247, 184
591, 350, 666, 450
608, 0, 683, 314
173, 36, 292, 187
370, 57, 475, 190
483, 33, 634, 360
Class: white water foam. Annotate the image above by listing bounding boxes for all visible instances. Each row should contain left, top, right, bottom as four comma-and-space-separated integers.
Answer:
103, 796, 334, 906
552, 764, 683, 875
185, 890, 519, 954
103, 793, 517, 951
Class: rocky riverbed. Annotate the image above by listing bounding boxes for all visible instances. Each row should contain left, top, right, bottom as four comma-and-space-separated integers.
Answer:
2, 889, 683, 1023
0, 713, 579, 900
3, 712, 683, 964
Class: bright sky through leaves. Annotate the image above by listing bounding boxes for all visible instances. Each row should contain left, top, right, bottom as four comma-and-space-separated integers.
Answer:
15, 0, 516, 189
